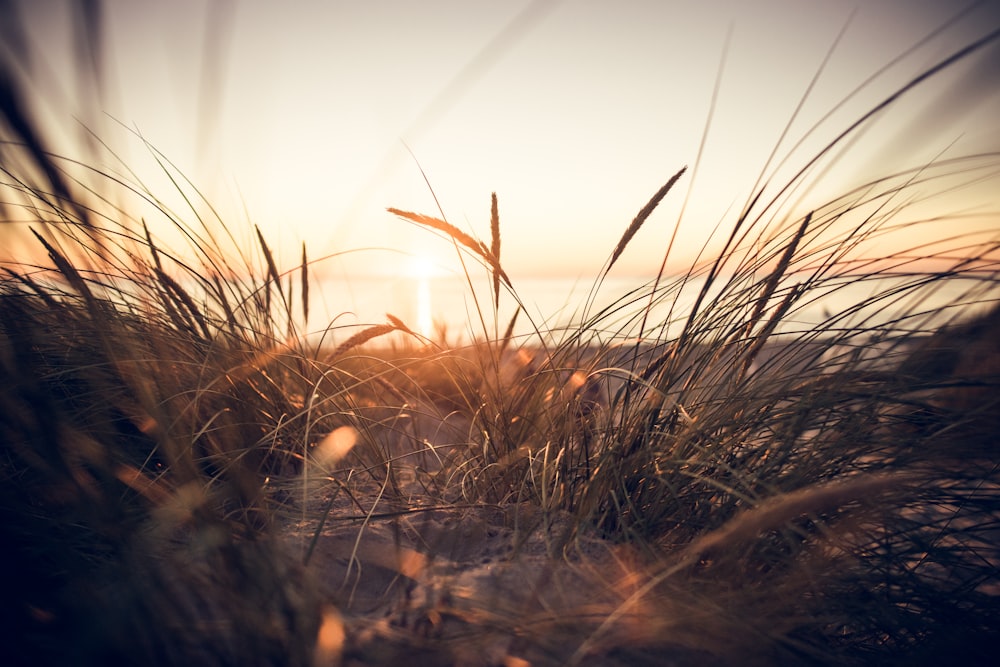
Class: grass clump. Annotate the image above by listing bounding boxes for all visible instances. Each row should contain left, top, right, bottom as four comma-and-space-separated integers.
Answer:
3, 5, 1000, 667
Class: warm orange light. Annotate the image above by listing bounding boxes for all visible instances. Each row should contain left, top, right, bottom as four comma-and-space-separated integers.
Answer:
405, 255, 441, 338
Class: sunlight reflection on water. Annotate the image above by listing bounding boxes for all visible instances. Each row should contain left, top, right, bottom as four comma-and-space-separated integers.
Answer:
306, 273, 988, 346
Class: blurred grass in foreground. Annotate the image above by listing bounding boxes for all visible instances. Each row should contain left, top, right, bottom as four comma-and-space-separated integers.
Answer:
2, 3, 1000, 666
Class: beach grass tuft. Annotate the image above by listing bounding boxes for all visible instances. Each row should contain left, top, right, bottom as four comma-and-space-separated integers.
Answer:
2, 4, 1000, 666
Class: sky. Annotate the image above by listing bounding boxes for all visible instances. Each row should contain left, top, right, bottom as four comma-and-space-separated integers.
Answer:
7, 0, 1000, 283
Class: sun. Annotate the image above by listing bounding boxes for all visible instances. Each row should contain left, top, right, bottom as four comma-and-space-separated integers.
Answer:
405, 255, 438, 281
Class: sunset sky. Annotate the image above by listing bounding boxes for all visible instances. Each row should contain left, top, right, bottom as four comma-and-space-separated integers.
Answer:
11, 0, 1000, 281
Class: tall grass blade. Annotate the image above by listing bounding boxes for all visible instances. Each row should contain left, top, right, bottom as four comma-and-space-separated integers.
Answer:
211, 273, 237, 333
286, 272, 294, 339
0, 61, 95, 234
141, 218, 163, 272
29, 228, 93, 302
387, 207, 511, 287
490, 192, 501, 309
301, 241, 308, 327
498, 305, 521, 357
328, 322, 397, 360
385, 312, 415, 337
155, 267, 211, 340
748, 212, 811, 328
606, 166, 687, 276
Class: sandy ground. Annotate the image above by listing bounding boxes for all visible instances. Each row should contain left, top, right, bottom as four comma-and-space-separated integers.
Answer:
281, 482, 728, 666
273, 314, 1000, 665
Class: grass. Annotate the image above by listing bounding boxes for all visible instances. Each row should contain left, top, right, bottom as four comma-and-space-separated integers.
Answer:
2, 5, 1000, 666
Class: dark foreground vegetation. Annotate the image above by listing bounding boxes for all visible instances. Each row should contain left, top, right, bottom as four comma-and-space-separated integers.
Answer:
2, 5, 999, 666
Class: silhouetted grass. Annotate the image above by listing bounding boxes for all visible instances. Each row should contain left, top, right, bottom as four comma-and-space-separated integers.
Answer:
2, 3, 1000, 666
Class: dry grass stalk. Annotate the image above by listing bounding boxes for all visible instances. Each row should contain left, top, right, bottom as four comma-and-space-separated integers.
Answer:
385, 312, 415, 336
387, 206, 511, 288
3, 7, 1000, 665
606, 166, 687, 275
301, 241, 309, 327
154, 267, 211, 340
141, 218, 163, 272
747, 212, 810, 328
327, 323, 398, 360
490, 192, 501, 308
674, 472, 911, 567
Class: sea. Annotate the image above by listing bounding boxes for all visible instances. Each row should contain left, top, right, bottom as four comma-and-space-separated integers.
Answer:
302, 272, 993, 347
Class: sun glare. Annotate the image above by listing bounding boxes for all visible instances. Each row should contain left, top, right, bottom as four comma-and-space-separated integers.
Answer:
406, 255, 438, 281
406, 255, 438, 339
